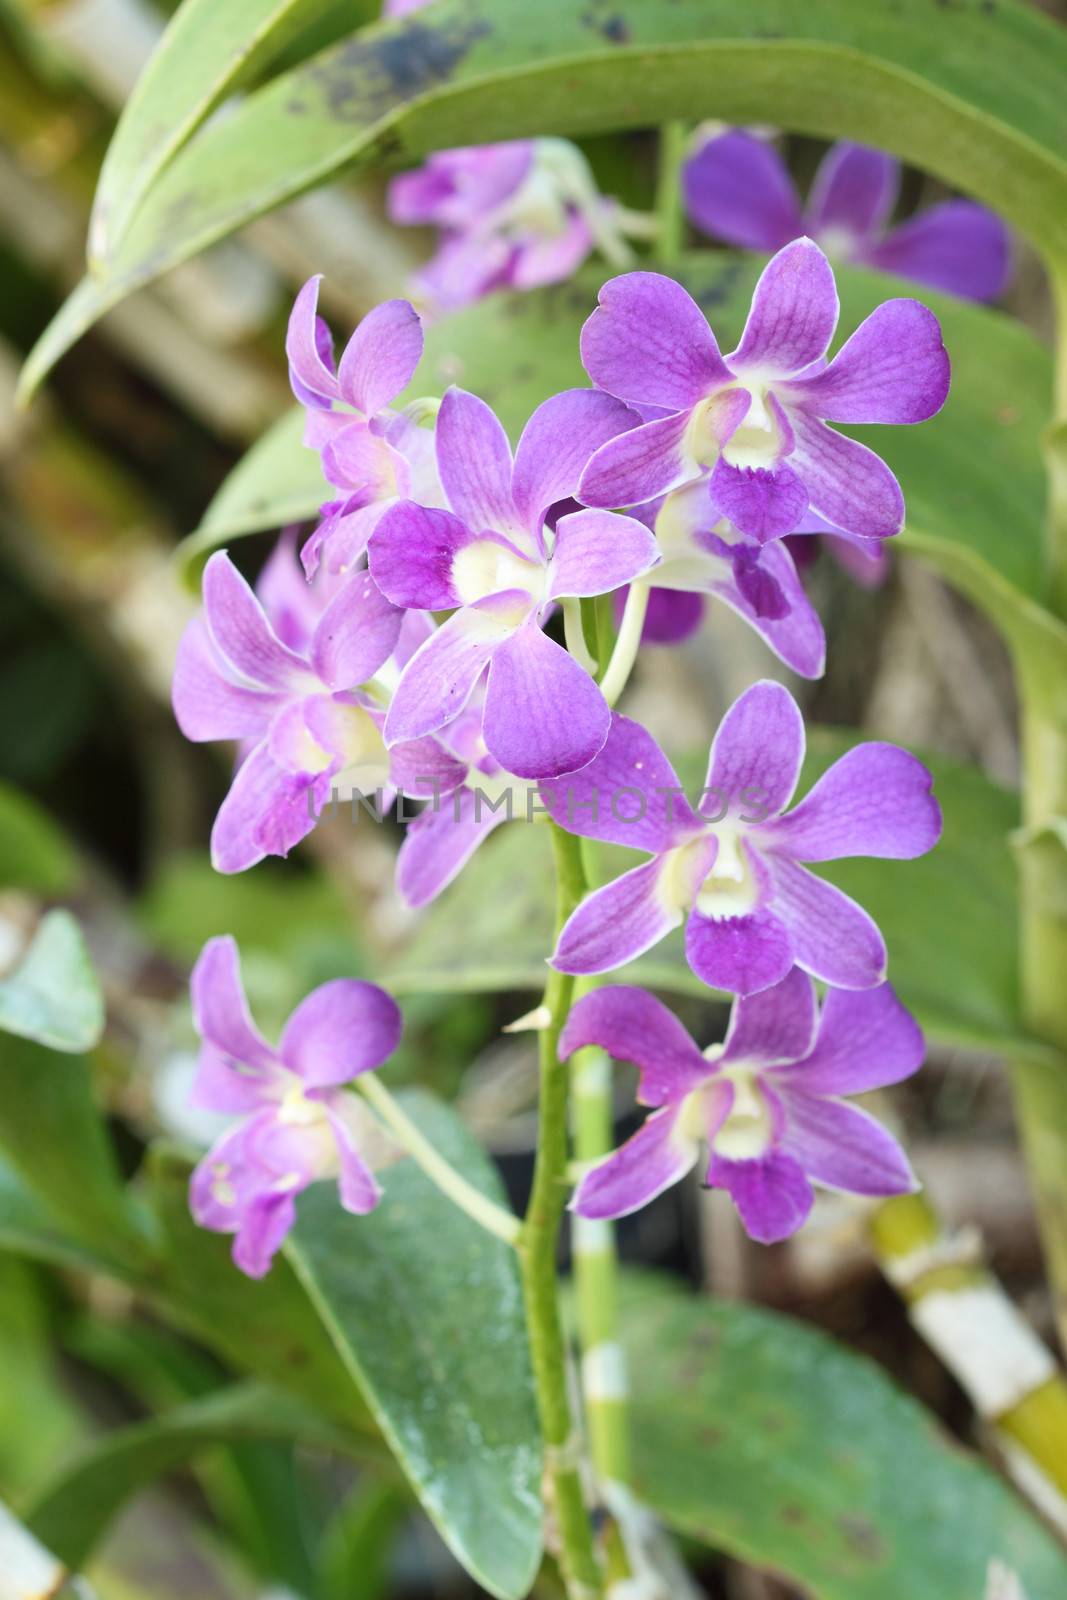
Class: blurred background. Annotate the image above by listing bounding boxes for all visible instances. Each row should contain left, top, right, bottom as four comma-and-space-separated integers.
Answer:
0, 2, 1061, 1596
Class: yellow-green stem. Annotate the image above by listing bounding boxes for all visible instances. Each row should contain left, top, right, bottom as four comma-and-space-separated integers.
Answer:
656, 121, 688, 266
519, 823, 603, 1599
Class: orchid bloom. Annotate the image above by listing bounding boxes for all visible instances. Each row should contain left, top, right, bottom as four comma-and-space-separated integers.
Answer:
188, 937, 402, 1277
172, 552, 464, 873
369, 386, 660, 779
578, 239, 951, 543
622, 483, 827, 679
684, 130, 1011, 304
561, 970, 922, 1243
286, 278, 442, 579
388, 139, 642, 313
540, 680, 941, 995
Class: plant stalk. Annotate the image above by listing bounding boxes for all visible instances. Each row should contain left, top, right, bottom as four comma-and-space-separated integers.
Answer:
519, 823, 603, 1600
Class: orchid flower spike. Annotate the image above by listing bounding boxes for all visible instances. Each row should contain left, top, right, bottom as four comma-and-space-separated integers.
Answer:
369, 386, 660, 779
540, 680, 941, 995
578, 239, 950, 543
561, 971, 923, 1243
683, 129, 1011, 304
172, 551, 464, 872
188, 937, 402, 1277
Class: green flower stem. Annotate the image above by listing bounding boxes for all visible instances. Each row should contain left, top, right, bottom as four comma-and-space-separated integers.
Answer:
656, 120, 689, 266
600, 581, 650, 707
519, 822, 603, 1600
357, 1075, 521, 1246
869, 1191, 1067, 1531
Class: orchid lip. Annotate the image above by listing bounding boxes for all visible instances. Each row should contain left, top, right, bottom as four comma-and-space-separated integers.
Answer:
452, 537, 541, 606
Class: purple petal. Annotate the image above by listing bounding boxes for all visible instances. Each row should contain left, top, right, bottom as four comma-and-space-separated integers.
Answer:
572, 1105, 698, 1220
578, 409, 697, 510
682, 130, 802, 250
190, 936, 275, 1074
559, 985, 709, 1106
279, 979, 402, 1085
788, 410, 904, 538
551, 859, 683, 975
482, 618, 610, 779
256, 528, 327, 653
762, 743, 941, 862
311, 571, 403, 690
435, 388, 518, 535
770, 857, 887, 989
685, 905, 795, 997
384, 595, 522, 746
771, 982, 924, 1095
336, 297, 422, 416
711, 540, 826, 678
411, 232, 512, 313
702, 680, 804, 821
202, 553, 311, 692
709, 457, 808, 543
778, 1092, 915, 1197
729, 239, 839, 375
387, 733, 467, 800
580, 271, 731, 409
211, 741, 318, 874
862, 200, 1012, 303
781, 299, 949, 424
824, 530, 891, 588
190, 1116, 273, 1232
328, 1109, 383, 1214
548, 508, 660, 599
172, 618, 280, 742
510, 210, 595, 289
369, 500, 474, 610
286, 276, 337, 408
708, 1150, 813, 1243
538, 712, 701, 850
639, 588, 706, 644
807, 143, 898, 241
511, 388, 637, 531
719, 966, 818, 1068
235, 1191, 298, 1279
396, 785, 509, 907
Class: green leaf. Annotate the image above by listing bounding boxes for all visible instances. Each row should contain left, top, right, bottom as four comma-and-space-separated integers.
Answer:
625, 1279, 1067, 1599
21, 0, 1067, 398
284, 1090, 542, 1600
0, 911, 103, 1053
0, 784, 78, 894
25, 1381, 356, 1569
385, 739, 1034, 1062
89, 0, 343, 268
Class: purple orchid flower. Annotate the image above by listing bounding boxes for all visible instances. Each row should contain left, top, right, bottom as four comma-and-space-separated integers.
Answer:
615, 586, 707, 646
684, 130, 1011, 304
561, 970, 921, 1243
540, 680, 941, 995
172, 551, 464, 873
388, 139, 643, 314
188, 937, 402, 1277
622, 482, 826, 678
578, 239, 951, 544
369, 386, 660, 780
287, 278, 443, 579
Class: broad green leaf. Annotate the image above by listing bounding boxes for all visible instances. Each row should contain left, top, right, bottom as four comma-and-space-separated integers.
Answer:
21, 0, 1067, 398
625, 1279, 1067, 1599
0, 1259, 83, 1494
0, 1156, 129, 1279
177, 255, 1053, 631
385, 738, 1037, 1063
0, 784, 78, 894
90, 0, 342, 267
284, 1090, 542, 1600
0, 911, 103, 1053
25, 1382, 356, 1569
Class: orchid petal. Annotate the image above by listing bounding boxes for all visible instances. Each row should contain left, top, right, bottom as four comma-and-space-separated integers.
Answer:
547, 508, 660, 600
202, 553, 311, 692
560, 985, 709, 1107
861, 201, 1011, 303
780, 300, 950, 424
336, 298, 422, 415
579, 409, 698, 510
808, 143, 899, 241
787, 410, 904, 538
384, 595, 522, 746
580, 271, 732, 409
702, 679, 805, 821
552, 858, 683, 975
729, 239, 839, 375
436, 387, 518, 534
709, 1150, 813, 1243
779, 1092, 915, 1196
770, 857, 887, 989
172, 618, 281, 742
685, 905, 795, 996
279, 979, 402, 1085
762, 743, 941, 862
572, 1104, 698, 1219
683, 130, 803, 250
538, 712, 701, 850
311, 571, 402, 691
720, 966, 819, 1068
512, 388, 637, 531
483, 617, 610, 779
772, 982, 924, 1095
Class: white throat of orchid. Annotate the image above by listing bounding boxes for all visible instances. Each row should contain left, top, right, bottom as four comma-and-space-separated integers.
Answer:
677, 1051, 776, 1165
451, 538, 541, 608
814, 224, 859, 263
661, 827, 760, 922
291, 701, 391, 794
689, 383, 785, 473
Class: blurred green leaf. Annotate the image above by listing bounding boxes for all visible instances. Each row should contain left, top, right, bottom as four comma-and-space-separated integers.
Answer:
0, 1258, 83, 1494
626, 1278, 1067, 1599
319, 1477, 408, 1600
90, 0, 343, 267
25, 1381, 354, 1570
0, 784, 78, 894
385, 739, 1035, 1062
20, 0, 1067, 395
0, 911, 103, 1053
285, 1090, 542, 1600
